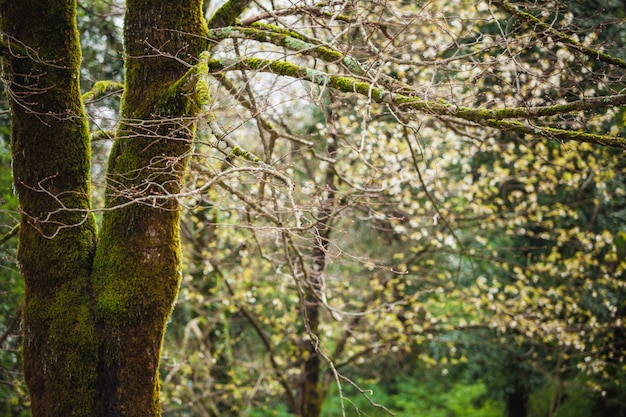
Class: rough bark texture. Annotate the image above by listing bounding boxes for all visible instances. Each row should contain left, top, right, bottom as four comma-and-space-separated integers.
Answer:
1, 0, 207, 415
91, 0, 207, 415
0, 1, 98, 415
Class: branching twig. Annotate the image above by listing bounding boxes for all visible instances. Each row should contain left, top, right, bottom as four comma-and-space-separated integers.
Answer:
491, 1, 626, 69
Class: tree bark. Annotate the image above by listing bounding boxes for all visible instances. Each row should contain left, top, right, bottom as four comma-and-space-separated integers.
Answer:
1, 1, 98, 415
506, 387, 529, 417
1, 0, 207, 415
91, 0, 207, 415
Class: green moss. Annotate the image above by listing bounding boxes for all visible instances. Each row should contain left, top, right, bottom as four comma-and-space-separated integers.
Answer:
250, 21, 294, 36
89, 1, 209, 414
82, 80, 124, 103
3, 0, 214, 414
207, 0, 250, 29
92, 201, 185, 415
2, 1, 100, 415
19, 227, 98, 416
231, 146, 261, 162
213, 25, 363, 73
301, 379, 325, 417
195, 51, 211, 105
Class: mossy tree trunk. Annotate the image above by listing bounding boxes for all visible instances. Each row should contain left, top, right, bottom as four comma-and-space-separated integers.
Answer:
91, 0, 207, 415
0, 1, 98, 415
1, 0, 207, 415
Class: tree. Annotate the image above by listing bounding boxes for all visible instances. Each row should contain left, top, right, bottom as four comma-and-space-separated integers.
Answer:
1, 0, 206, 415
1, 1, 625, 416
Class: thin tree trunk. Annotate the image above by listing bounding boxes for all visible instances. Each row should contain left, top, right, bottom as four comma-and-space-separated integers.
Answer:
300, 101, 339, 417
506, 388, 529, 417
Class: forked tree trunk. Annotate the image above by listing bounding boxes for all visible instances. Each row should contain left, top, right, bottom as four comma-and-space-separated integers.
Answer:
1, 0, 207, 415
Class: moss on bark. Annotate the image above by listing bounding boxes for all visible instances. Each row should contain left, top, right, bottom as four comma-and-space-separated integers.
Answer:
0, 1, 98, 416
207, 0, 252, 29
2, 0, 209, 415
90, 0, 208, 415
207, 57, 626, 149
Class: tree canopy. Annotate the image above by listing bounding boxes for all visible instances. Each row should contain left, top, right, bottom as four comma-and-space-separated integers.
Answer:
0, 1, 625, 416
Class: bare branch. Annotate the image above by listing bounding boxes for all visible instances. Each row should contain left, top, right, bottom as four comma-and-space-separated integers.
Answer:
491, 1, 626, 69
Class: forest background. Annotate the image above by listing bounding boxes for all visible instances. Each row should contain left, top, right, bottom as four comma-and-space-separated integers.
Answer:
0, 0, 625, 416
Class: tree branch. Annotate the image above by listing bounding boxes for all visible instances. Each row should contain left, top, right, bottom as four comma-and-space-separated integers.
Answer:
206, 25, 364, 75
215, 266, 300, 414
239, 5, 356, 26
0, 302, 23, 347
0, 224, 19, 247
82, 80, 124, 103
480, 119, 626, 148
206, 57, 626, 148
491, 1, 626, 69
207, 0, 253, 29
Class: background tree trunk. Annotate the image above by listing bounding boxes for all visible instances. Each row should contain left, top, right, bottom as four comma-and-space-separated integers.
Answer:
300, 101, 339, 417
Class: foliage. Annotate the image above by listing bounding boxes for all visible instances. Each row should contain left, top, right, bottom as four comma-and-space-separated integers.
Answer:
319, 375, 504, 417
0, 0, 625, 416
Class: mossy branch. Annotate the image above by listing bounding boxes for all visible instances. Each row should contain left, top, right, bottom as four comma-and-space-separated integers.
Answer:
0, 302, 23, 347
206, 25, 363, 74
194, 51, 211, 105
206, 56, 626, 148
91, 130, 116, 141
481, 119, 626, 149
166, 56, 211, 113
207, 0, 253, 29
82, 81, 124, 103
0, 224, 19, 246
492, 1, 626, 69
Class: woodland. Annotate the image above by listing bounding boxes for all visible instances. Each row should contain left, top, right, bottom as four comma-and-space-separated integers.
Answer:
0, 0, 625, 416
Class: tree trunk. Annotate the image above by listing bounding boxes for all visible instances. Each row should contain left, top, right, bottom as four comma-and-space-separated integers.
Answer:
506, 388, 529, 417
1, 1, 98, 415
1, 0, 207, 415
91, 0, 207, 415
300, 101, 339, 417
